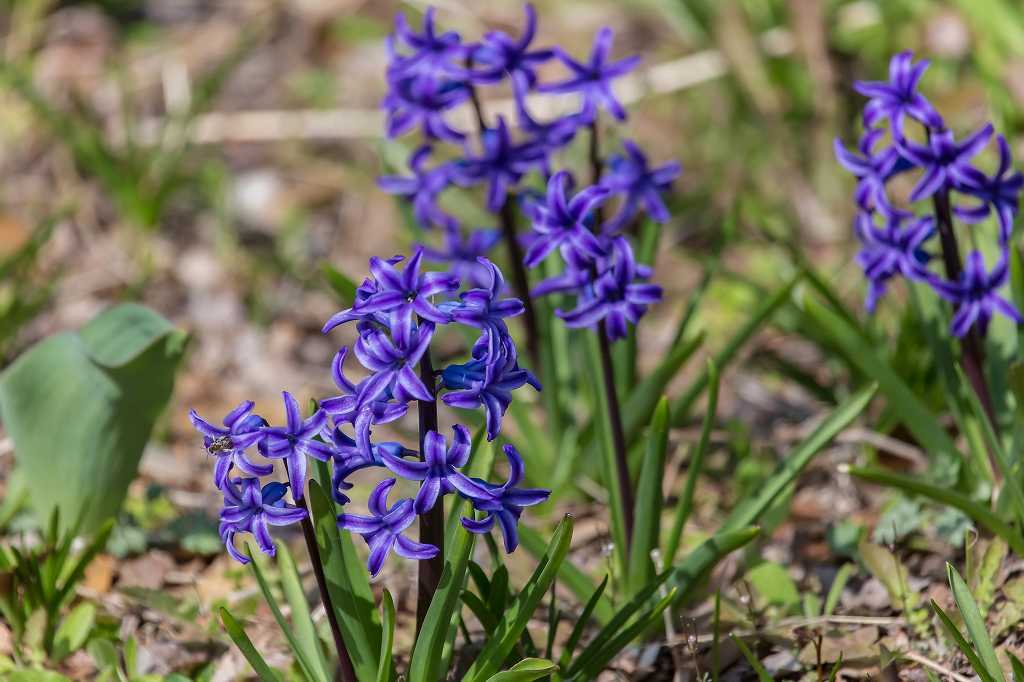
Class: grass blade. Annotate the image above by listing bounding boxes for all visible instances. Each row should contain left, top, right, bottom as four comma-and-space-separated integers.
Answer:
519, 525, 613, 624
572, 589, 676, 680
733, 636, 775, 682
557, 575, 609, 671
668, 526, 761, 606
628, 397, 670, 596
377, 590, 396, 682
931, 598, 998, 682
484, 658, 558, 681
947, 563, 1005, 682
220, 607, 281, 682
276, 542, 330, 680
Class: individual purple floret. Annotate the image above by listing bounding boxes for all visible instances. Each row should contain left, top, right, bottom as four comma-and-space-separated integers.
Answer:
383, 76, 469, 143
379, 425, 478, 513
931, 251, 1022, 337
514, 85, 581, 158
601, 139, 681, 233
833, 129, 906, 213
353, 321, 436, 406
897, 124, 994, 202
956, 135, 1024, 242
451, 115, 548, 212
468, 3, 554, 91
338, 478, 439, 576
419, 226, 502, 288
853, 212, 934, 312
377, 146, 456, 230
260, 392, 333, 499
448, 258, 525, 354
538, 27, 640, 122
330, 429, 411, 505
220, 479, 307, 564
457, 445, 550, 552
387, 7, 469, 81
555, 237, 662, 340
189, 401, 272, 489
523, 170, 609, 268
853, 50, 943, 135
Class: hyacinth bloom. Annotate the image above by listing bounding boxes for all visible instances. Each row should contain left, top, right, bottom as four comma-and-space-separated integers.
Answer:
854, 50, 943, 134
380, 425, 477, 513
514, 86, 580, 156
220, 479, 307, 563
377, 146, 456, 230
469, 4, 554, 90
387, 7, 468, 80
353, 322, 436, 405
260, 392, 333, 498
419, 227, 502, 288
956, 135, 1024, 241
189, 401, 272, 488
898, 124, 994, 201
539, 27, 640, 122
449, 258, 525, 348
523, 171, 609, 268
931, 251, 1022, 337
338, 478, 439, 576
854, 212, 934, 312
452, 116, 548, 212
601, 139, 682, 233
833, 129, 905, 213
457, 445, 550, 552
330, 429, 411, 504
383, 76, 469, 142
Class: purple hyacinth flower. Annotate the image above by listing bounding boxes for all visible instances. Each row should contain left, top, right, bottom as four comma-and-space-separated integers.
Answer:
260, 392, 333, 499
353, 321, 436, 406
456, 445, 550, 552
514, 85, 581, 159
351, 249, 459, 346
853, 50, 943, 135
897, 124, 994, 202
601, 139, 681, 233
833, 128, 905, 213
189, 401, 273, 489
442, 336, 540, 440
468, 4, 555, 90
330, 428, 410, 505
451, 115, 548, 212
420, 226, 502, 288
321, 265, 404, 333
379, 425, 480, 513
337, 478, 439, 576
387, 8, 469, 81
853, 212, 934, 312
377, 146, 456, 230
220, 479, 307, 564
556, 238, 662, 340
931, 251, 1022, 337
383, 75, 469, 143
538, 27, 640, 123
523, 170, 609, 268
449, 258, 524, 353
956, 135, 1023, 242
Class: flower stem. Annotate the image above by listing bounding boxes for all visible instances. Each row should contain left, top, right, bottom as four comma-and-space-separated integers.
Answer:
296, 506, 358, 682
416, 342, 443, 631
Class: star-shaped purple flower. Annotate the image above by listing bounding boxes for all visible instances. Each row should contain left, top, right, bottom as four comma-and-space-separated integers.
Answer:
538, 27, 640, 123
897, 124, 994, 202
220, 479, 307, 564
353, 321, 436, 406
329, 427, 410, 505
456, 445, 550, 553
419, 226, 502, 288
259, 392, 333, 499
601, 139, 681, 233
387, 7, 469, 81
383, 75, 469, 143
377, 146, 456, 230
468, 4, 555, 91
189, 401, 273, 489
523, 170, 609, 268
854, 50, 943, 135
337, 478, 439, 576
514, 86, 581, 161
379, 425, 479, 513
853, 212, 934, 312
451, 115, 548, 212
931, 251, 1022, 337
448, 258, 524, 355
833, 128, 908, 213
955, 135, 1023, 242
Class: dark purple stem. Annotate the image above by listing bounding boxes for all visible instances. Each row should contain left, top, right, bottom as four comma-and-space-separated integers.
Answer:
416, 341, 443, 631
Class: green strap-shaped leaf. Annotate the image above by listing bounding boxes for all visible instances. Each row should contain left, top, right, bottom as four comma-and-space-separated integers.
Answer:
484, 658, 559, 682
667, 526, 761, 606
1008, 652, 1024, 682
220, 607, 281, 682
947, 563, 1005, 682
732, 636, 775, 682
463, 515, 574, 682
377, 590, 396, 682
276, 542, 331, 679
931, 598, 999, 682
628, 397, 670, 596
557, 575, 609, 671
519, 526, 613, 624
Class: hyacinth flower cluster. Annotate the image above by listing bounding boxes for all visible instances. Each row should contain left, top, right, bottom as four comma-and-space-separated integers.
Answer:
190, 250, 547, 577
835, 51, 1023, 338
377, 5, 679, 348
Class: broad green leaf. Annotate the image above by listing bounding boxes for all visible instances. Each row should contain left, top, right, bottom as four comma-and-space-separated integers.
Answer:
377, 590, 396, 682
220, 607, 281, 682
276, 542, 330, 680
948, 563, 1005, 682
746, 561, 799, 610
932, 599, 998, 682
0, 304, 187, 532
484, 658, 558, 681
722, 384, 876, 532
665, 358, 720, 565
463, 515, 574, 682
87, 639, 119, 672
408, 525, 476, 682
52, 602, 95, 661
849, 467, 1024, 555
732, 636, 774, 682
628, 397, 670, 596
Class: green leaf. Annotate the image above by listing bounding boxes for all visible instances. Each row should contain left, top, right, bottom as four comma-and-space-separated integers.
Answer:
276, 542, 330, 680
0, 304, 187, 532
52, 602, 95, 661
622, 331, 704, 440
824, 564, 854, 617
322, 264, 358, 307
519, 526, 613, 624
1008, 652, 1024, 682
628, 397, 670, 596
722, 384, 876, 532
8, 671, 72, 682
849, 467, 1024, 555
665, 358, 720, 565
87, 639, 119, 672
219, 607, 281, 682
408, 525, 476, 682
932, 599, 998, 682
54, 520, 113, 611
484, 658, 558, 681
732, 636, 774, 682
667, 526, 761, 606
557, 575, 609, 671
571, 589, 676, 680
377, 590, 396, 682
463, 515, 574, 682
947, 563, 1005, 682
746, 562, 799, 610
